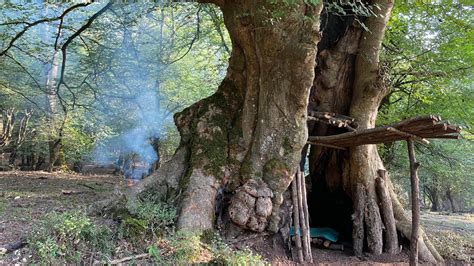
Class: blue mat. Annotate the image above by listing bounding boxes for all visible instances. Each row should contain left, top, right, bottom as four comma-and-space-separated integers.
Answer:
289, 227, 339, 242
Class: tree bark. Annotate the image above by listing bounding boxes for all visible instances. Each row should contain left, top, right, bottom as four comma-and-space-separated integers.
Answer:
104, 1, 325, 234
352, 184, 366, 257
446, 188, 456, 212
375, 170, 399, 254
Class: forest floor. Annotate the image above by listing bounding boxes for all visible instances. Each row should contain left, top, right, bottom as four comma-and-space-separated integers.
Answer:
0, 171, 472, 264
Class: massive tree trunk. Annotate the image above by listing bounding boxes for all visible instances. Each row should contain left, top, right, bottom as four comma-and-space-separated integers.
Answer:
101, 0, 323, 232
99, 0, 443, 263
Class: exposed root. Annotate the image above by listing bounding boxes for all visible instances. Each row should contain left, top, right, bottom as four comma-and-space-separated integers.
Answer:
91, 146, 188, 216
387, 176, 444, 263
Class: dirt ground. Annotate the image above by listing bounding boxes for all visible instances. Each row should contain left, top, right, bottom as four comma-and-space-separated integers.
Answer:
0, 171, 472, 264
0, 171, 127, 264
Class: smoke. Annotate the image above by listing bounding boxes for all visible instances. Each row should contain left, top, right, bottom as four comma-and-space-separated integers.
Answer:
92, 87, 168, 179
90, 4, 170, 179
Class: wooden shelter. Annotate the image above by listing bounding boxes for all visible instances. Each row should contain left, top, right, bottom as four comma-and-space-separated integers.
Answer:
290, 113, 462, 264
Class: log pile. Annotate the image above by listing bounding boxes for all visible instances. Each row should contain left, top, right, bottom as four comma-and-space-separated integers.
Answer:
308, 115, 461, 149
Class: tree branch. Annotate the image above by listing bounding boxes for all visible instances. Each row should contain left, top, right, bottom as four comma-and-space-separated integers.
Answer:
0, 2, 91, 57
56, 2, 113, 94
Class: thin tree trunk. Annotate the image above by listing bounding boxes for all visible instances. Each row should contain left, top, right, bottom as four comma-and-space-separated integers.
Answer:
446, 189, 456, 212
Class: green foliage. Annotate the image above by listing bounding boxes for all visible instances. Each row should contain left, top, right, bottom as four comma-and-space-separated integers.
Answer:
118, 216, 148, 241
378, 1, 473, 213
118, 193, 177, 243
205, 232, 265, 265
0, 3, 226, 170
381, 140, 473, 212
168, 231, 208, 264
28, 211, 113, 264
136, 201, 177, 234
62, 118, 95, 165
146, 231, 265, 265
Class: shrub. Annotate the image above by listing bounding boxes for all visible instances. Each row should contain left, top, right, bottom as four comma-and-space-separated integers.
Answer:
117, 216, 147, 242
169, 231, 211, 264
136, 201, 176, 235
117, 196, 177, 244
207, 233, 265, 265
28, 211, 113, 263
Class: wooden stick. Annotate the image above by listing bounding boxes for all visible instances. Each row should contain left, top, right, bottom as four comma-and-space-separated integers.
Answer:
307, 120, 460, 148
407, 139, 420, 266
291, 173, 304, 263
297, 169, 311, 262
391, 115, 440, 129
306, 141, 346, 150
387, 127, 430, 145
426, 134, 461, 140
300, 170, 313, 263
375, 170, 399, 254
312, 238, 344, 250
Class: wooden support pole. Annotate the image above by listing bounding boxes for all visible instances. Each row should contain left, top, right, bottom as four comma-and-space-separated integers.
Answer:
353, 184, 366, 257
291, 173, 303, 263
300, 170, 313, 263
387, 127, 430, 145
407, 139, 420, 266
297, 169, 311, 262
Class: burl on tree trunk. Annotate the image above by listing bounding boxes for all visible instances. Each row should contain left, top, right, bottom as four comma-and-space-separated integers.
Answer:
96, 0, 443, 263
